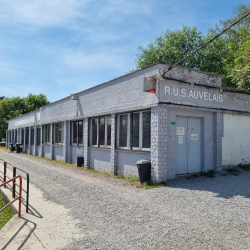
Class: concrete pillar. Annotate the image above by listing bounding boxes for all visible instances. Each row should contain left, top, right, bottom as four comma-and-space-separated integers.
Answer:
23, 128, 26, 153
110, 114, 117, 175
28, 127, 31, 155
84, 118, 89, 167
39, 126, 43, 157
214, 112, 223, 171
150, 105, 168, 183
63, 121, 69, 163
34, 126, 37, 156
50, 123, 53, 160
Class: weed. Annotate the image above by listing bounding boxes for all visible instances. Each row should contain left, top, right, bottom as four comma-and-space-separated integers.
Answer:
200, 171, 207, 176
226, 166, 239, 173
206, 169, 215, 178
200, 169, 215, 178
239, 163, 250, 171
192, 173, 199, 178
137, 180, 166, 189
221, 173, 227, 176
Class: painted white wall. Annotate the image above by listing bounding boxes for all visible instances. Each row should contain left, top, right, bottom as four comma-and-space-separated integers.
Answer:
222, 114, 250, 165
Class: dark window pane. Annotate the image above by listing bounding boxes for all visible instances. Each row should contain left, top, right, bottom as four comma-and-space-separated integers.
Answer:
54, 124, 58, 144
78, 121, 83, 144
31, 128, 34, 145
107, 117, 111, 146
73, 122, 77, 144
132, 113, 140, 147
21, 129, 24, 144
142, 111, 151, 148
37, 128, 40, 146
26, 128, 29, 145
119, 115, 127, 147
91, 118, 97, 145
99, 117, 105, 145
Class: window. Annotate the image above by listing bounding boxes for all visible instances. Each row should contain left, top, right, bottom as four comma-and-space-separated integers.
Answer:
117, 110, 151, 150
21, 129, 24, 144
25, 128, 29, 145
53, 123, 63, 144
31, 128, 34, 145
43, 124, 50, 144
71, 120, 84, 145
90, 116, 111, 147
37, 128, 41, 146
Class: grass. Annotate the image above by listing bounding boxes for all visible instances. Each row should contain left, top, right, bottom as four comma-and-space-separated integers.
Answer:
3, 152, 164, 188
239, 163, 250, 171
0, 145, 9, 152
0, 193, 14, 230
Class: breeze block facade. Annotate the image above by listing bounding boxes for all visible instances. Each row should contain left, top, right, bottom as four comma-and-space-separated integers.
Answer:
6, 63, 250, 183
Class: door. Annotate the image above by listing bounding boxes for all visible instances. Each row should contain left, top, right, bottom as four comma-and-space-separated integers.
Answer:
176, 117, 201, 174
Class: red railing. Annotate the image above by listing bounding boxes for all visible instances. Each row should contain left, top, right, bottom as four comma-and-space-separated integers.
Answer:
0, 158, 29, 212
0, 175, 22, 217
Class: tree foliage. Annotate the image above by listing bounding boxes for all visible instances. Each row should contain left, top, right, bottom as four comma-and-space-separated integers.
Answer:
229, 28, 250, 90
134, 3, 250, 90
0, 94, 50, 139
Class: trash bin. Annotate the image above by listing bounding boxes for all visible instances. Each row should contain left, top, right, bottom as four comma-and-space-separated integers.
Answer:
136, 159, 151, 184
9, 143, 15, 152
15, 143, 22, 153
77, 156, 84, 167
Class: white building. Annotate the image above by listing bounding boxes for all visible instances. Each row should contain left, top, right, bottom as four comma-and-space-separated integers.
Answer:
6, 63, 250, 182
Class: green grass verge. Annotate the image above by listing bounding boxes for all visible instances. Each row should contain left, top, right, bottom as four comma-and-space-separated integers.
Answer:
0, 193, 14, 230
0, 148, 166, 188
0, 145, 9, 152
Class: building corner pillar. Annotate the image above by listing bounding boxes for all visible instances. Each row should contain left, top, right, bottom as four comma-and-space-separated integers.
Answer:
214, 112, 223, 171
63, 121, 69, 163
110, 114, 117, 175
151, 105, 168, 183
84, 118, 89, 167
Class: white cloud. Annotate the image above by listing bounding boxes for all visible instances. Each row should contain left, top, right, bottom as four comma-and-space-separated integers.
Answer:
0, 0, 88, 28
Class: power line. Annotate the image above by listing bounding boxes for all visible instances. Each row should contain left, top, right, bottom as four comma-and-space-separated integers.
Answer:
163, 10, 250, 77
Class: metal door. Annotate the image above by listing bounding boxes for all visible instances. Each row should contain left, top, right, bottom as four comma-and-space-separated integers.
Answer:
176, 117, 201, 174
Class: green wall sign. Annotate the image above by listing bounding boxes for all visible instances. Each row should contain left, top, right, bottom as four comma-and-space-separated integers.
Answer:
170, 122, 176, 125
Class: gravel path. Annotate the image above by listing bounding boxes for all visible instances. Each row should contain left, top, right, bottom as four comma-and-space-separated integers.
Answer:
1, 150, 250, 250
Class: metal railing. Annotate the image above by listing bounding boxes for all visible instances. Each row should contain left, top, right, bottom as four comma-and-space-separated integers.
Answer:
0, 175, 22, 217
0, 158, 29, 213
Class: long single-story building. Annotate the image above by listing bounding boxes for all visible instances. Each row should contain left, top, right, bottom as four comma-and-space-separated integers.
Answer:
6, 62, 250, 182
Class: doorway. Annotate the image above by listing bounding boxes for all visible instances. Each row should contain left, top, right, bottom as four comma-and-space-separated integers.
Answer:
175, 117, 201, 174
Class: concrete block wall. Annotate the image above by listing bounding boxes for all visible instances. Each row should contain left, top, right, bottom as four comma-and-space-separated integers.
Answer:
213, 112, 223, 171
159, 64, 222, 87
151, 105, 168, 183
110, 114, 117, 175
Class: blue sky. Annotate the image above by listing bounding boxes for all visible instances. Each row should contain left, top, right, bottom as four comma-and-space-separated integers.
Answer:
0, 0, 249, 102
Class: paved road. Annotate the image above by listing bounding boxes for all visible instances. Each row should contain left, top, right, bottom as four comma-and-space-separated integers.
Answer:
1, 150, 250, 250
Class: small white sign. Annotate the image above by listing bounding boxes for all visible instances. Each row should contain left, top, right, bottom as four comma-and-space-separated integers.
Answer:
191, 132, 198, 141
178, 136, 183, 144
176, 127, 185, 135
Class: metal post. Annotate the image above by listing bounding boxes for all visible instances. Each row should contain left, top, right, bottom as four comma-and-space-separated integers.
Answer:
4, 162, 6, 188
19, 176, 22, 217
26, 173, 29, 213
12, 167, 16, 198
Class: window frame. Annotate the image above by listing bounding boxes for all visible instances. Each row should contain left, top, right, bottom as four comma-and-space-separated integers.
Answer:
117, 110, 151, 151
53, 122, 63, 145
90, 116, 111, 148
71, 120, 84, 146
42, 124, 50, 145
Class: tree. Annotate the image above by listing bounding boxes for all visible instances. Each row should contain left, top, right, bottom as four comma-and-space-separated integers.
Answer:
0, 94, 50, 139
133, 3, 250, 89
229, 28, 250, 90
